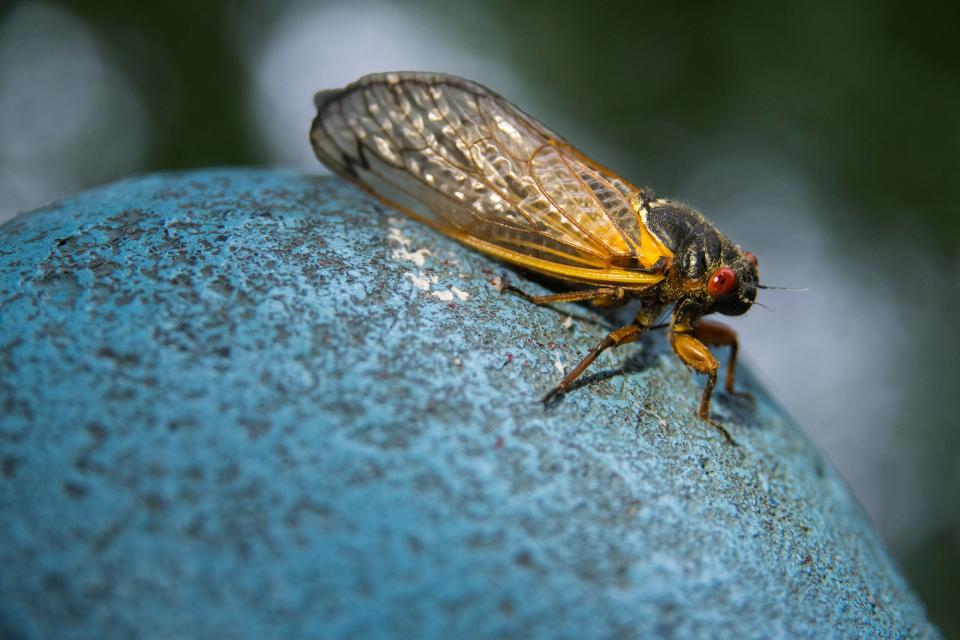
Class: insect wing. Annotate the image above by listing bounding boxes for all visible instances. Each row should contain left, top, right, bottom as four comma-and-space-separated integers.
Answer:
311, 72, 671, 288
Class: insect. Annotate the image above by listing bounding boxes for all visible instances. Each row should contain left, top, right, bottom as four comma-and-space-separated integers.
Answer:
310, 71, 761, 444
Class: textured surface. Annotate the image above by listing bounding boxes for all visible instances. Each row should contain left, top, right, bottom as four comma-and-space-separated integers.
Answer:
0, 169, 937, 639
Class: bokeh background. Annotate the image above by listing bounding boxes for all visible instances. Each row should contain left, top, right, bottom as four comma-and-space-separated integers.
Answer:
1, 0, 957, 630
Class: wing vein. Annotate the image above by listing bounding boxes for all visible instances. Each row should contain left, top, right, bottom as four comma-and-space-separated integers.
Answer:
527, 143, 613, 257
387, 84, 558, 238
557, 149, 641, 256
420, 85, 608, 260
339, 94, 603, 260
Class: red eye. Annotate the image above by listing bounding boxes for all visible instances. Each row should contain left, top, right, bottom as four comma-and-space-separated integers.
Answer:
707, 267, 738, 297
745, 252, 758, 268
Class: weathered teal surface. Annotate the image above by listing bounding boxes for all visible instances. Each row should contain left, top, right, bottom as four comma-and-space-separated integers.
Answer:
0, 169, 937, 639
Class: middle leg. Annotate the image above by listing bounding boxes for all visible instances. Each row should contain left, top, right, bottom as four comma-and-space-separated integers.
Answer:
542, 322, 644, 403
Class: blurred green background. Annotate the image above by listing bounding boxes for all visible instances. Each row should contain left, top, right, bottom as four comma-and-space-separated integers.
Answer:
1, 0, 957, 631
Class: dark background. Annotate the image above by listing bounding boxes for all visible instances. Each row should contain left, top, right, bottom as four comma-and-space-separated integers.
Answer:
1, 0, 957, 631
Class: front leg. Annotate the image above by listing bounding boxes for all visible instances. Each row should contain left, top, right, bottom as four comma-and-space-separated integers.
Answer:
669, 329, 734, 445
692, 319, 740, 394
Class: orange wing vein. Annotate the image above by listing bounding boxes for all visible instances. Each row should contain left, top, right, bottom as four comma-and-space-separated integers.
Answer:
310, 71, 671, 289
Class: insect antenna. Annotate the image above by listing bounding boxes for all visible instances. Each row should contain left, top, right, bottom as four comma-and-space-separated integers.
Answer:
757, 284, 808, 291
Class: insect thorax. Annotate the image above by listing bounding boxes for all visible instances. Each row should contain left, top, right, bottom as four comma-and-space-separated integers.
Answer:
645, 201, 738, 281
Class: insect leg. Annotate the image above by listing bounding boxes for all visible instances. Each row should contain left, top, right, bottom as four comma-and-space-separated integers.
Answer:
504, 285, 626, 307
692, 320, 740, 394
669, 330, 735, 445
542, 323, 643, 403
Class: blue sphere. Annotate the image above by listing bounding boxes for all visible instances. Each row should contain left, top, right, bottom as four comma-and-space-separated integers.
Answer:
0, 169, 937, 639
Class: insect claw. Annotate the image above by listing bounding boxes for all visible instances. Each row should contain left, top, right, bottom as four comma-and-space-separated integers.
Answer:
502, 283, 532, 300
701, 415, 737, 446
541, 387, 565, 405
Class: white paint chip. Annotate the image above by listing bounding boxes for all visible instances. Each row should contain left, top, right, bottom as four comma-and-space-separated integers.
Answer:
405, 272, 434, 291
391, 221, 469, 304
388, 225, 430, 267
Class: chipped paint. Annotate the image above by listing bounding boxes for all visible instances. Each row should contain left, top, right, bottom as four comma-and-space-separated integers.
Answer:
554, 357, 566, 374
388, 223, 430, 267
405, 272, 435, 291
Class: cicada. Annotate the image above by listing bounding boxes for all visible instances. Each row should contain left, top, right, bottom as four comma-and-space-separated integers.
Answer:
310, 71, 761, 444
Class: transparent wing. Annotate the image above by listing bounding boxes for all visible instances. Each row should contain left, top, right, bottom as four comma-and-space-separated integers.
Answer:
310, 72, 671, 288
